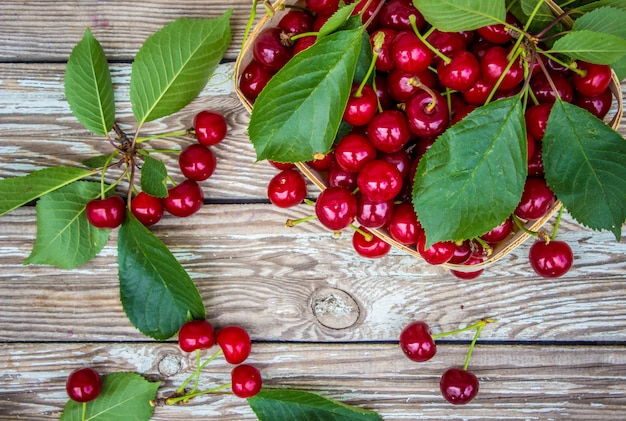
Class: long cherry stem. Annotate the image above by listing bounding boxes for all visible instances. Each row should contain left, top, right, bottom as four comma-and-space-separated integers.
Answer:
431, 318, 496, 340
462, 319, 493, 371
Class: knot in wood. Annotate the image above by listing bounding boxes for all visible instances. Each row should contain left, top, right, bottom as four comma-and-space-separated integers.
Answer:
311, 287, 360, 330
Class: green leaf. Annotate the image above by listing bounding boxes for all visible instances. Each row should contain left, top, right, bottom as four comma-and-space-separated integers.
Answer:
354, 30, 374, 84
248, 28, 363, 163
130, 12, 232, 126
542, 100, 626, 240
64, 28, 115, 136
82, 154, 116, 169
0, 166, 94, 216
550, 30, 626, 64
411, 0, 506, 32
248, 390, 383, 421
24, 181, 110, 269
611, 54, 626, 81
317, 2, 360, 37
572, 7, 626, 39
413, 96, 526, 246
61, 372, 159, 421
508, 1, 561, 40
577, 0, 626, 13
118, 214, 206, 340
140, 155, 168, 198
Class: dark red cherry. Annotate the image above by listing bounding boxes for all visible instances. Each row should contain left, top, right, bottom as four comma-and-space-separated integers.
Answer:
527, 139, 544, 176
352, 227, 392, 258
514, 177, 555, 220
238, 60, 273, 103
356, 193, 394, 229
386, 202, 421, 246
252, 27, 293, 72
440, 368, 480, 405
480, 46, 523, 91
426, 30, 466, 65
448, 240, 472, 264
163, 179, 204, 217
399, 320, 436, 362
450, 255, 485, 279
390, 31, 433, 73
367, 109, 411, 153
371, 28, 398, 72
305, 0, 340, 15
530, 71, 573, 103
278, 9, 314, 35
327, 161, 358, 190
525, 103, 553, 141
357, 159, 404, 202
405, 90, 450, 138
131, 192, 164, 227
462, 77, 495, 106
307, 151, 335, 171
480, 217, 514, 244
380, 149, 412, 178
267, 169, 307, 208
528, 239, 574, 278
86, 196, 126, 229
386, 68, 436, 103
573, 88, 613, 119
378, 0, 426, 32
573, 61, 612, 97
315, 187, 357, 231
293, 35, 317, 55
417, 235, 455, 265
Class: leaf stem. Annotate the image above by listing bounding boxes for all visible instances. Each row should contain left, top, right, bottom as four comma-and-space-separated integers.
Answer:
242, 0, 258, 50
135, 130, 191, 143
463, 318, 494, 371
431, 318, 496, 340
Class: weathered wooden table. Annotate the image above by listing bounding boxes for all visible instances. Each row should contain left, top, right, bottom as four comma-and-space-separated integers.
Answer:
1, 1, 626, 420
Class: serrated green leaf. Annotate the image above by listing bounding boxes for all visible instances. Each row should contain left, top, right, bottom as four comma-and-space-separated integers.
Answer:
248, 28, 363, 163
318, 2, 360, 37
577, 0, 626, 13
573, 6, 626, 39
550, 30, 626, 64
130, 12, 232, 126
24, 181, 110, 269
65, 28, 115, 136
0, 167, 94, 216
248, 389, 383, 421
411, 0, 506, 32
611, 54, 626, 81
140, 155, 168, 198
61, 372, 159, 421
543, 100, 626, 240
413, 96, 526, 246
118, 214, 206, 340
82, 154, 117, 169
508, 1, 561, 41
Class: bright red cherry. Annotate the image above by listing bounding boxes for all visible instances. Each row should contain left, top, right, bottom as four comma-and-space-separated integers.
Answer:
343, 84, 379, 126
386, 68, 436, 103
179, 144, 217, 181
448, 240, 472, 265
367, 110, 411, 153
480, 46, 524, 91
356, 193, 394, 229
528, 239, 573, 278
463, 77, 495, 106
426, 30, 466, 65
86, 196, 126, 229
573, 61, 612, 97
217, 325, 252, 365
390, 31, 433, 73
66, 367, 102, 403
352, 227, 392, 258
437, 50, 481, 92
315, 187, 358, 231
386, 202, 421, 246
307, 151, 335, 171
238, 60, 273, 103
193, 110, 227, 146
252, 27, 294, 72
231, 364, 262, 398
178, 320, 215, 353
417, 235, 456, 265
399, 320, 436, 362
163, 179, 204, 217
267, 168, 307, 208
405, 90, 450, 138
378, 0, 426, 32
480, 217, 514, 244
514, 177, 555, 220
130, 192, 164, 226
357, 160, 403, 202
335, 133, 377, 173
440, 368, 480, 405
476, 13, 519, 45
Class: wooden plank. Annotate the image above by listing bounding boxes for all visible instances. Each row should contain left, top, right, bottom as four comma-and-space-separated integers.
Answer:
0, 0, 259, 62
1, 206, 625, 343
1, 342, 626, 420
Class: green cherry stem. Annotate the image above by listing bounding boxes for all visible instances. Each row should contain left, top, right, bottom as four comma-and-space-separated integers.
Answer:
135, 130, 191, 143
242, 0, 259, 49
165, 383, 232, 405
512, 214, 540, 237
409, 15, 450, 65
551, 206, 565, 242
462, 318, 494, 371
175, 350, 203, 395
285, 214, 317, 227
81, 402, 86, 421
350, 223, 373, 241
431, 318, 496, 340
354, 31, 384, 98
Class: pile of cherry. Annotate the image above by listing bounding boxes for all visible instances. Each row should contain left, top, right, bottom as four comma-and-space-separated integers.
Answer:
84, 110, 227, 228
238, 0, 615, 279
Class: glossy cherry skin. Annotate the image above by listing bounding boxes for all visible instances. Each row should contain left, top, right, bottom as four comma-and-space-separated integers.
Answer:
178, 320, 215, 352
378, 0, 425, 32
278, 9, 314, 35
367, 110, 411, 153
293, 35, 317, 55
267, 169, 307, 208
238, 60, 273, 103
437, 50, 481, 92
529, 239, 573, 278
399, 320, 436, 362
130, 192, 164, 227
163, 179, 204, 217
440, 368, 480, 405
193, 110, 227, 146
514, 177, 555, 220
380, 149, 412, 178
573, 88, 613, 120
66, 367, 102, 403
480, 217, 514, 244
390, 31, 433, 73
386, 202, 421, 246
315, 187, 358, 231
480, 46, 524, 91
217, 325, 252, 365
335, 133, 377, 173
405, 90, 450, 138
417, 235, 455, 265
231, 364, 262, 398
371, 28, 398, 72
357, 160, 403, 202
426, 30, 466, 65
343, 84, 379, 127
356, 193, 394, 229
252, 27, 293, 72
450, 255, 485, 279
86, 196, 126, 229
386, 68, 436, 103
525, 103, 553, 141
573, 62, 612, 97
476, 13, 519, 45
305, 0, 339, 15
179, 144, 217, 181
307, 151, 335, 171
327, 162, 358, 190
448, 240, 472, 265
530, 71, 573, 103
462, 77, 494, 106
352, 227, 392, 258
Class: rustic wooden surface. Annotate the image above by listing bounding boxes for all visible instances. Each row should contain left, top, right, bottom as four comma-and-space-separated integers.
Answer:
1, 1, 626, 420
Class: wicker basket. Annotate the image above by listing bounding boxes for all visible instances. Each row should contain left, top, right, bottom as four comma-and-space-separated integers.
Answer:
234, 0, 624, 271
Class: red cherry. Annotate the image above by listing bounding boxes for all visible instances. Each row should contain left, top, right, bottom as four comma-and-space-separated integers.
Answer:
343, 84, 379, 126
450, 255, 485, 279
305, 0, 340, 15
378, 0, 426, 32
252, 27, 293, 72
448, 240, 472, 265
573, 62, 612, 97
179, 144, 217, 181
417, 235, 456, 265
525, 103, 553, 141
178, 320, 215, 353
231, 364, 262, 398
480, 46, 524, 91
386, 202, 421, 246
130, 192, 164, 226
462, 77, 495, 106
278, 9, 314, 35
335, 133, 377, 173
399, 320, 436, 362
356, 193, 394, 229
357, 159, 403, 202
267, 168, 307, 208
390, 31, 433, 73
193, 110, 227, 146
573, 88, 613, 119
86, 196, 126, 229
268, 160, 296, 170
307, 151, 335, 171
476, 13, 519, 45
530, 71, 573, 103
238, 60, 273, 103
528, 239, 573, 278
66, 367, 102, 403
163, 179, 204, 217
440, 368, 480, 405
371, 28, 398, 72
426, 30, 466, 65
217, 325, 252, 365
315, 187, 357, 231
405, 90, 450, 138
386, 68, 436, 103
293, 35, 317, 55
366, 110, 411, 153
480, 217, 514, 244
352, 227, 392, 258
514, 177, 555, 220
327, 161, 358, 190
437, 50, 481, 92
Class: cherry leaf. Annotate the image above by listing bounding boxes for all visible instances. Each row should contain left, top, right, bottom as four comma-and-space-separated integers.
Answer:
140, 155, 168, 198
118, 214, 206, 340
317, 2, 360, 37
64, 28, 115, 136
542, 100, 626, 240
130, 12, 232, 126
248, 389, 383, 420
0, 166, 94, 216
60, 372, 159, 421
550, 30, 626, 64
572, 6, 626, 39
248, 27, 363, 163
578, 0, 626, 13
413, 96, 526, 246
24, 181, 110, 269
411, 0, 506, 32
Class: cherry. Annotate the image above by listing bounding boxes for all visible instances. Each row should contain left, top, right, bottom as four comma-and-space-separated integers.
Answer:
573, 61, 612, 97
524, 103, 553, 141
86, 196, 126, 229
530, 71, 573, 103
462, 77, 495, 106
374, 73, 395, 110
386, 68, 436, 103
66, 367, 102, 403
371, 28, 398, 72
268, 160, 296, 170
514, 177, 555, 220
231, 364, 262, 398
179, 144, 217, 181
193, 110, 227, 146
356, 193, 394, 228
451, 104, 477, 125
440, 367, 479, 405
448, 240, 472, 265
390, 31, 433, 73
405, 89, 450, 138
130, 192, 164, 227
305, 0, 339, 15
163, 179, 204, 218
293, 35, 317, 55
528, 239, 573, 278
252, 27, 293, 72
386, 202, 421, 246
573, 88, 613, 120
315, 187, 358, 231
378, 0, 425, 32
527, 139, 544, 176
307, 151, 335, 171
366, 109, 411, 153
480, 46, 524, 91
480, 216, 514, 244
476, 13, 519, 45
450, 255, 485, 279
437, 50, 481, 92
216, 325, 252, 365
380, 149, 412, 178
178, 320, 215, 352
238, 60, 273, 103
278, 9, 314, 35
417, 235, 455, 265
351, 0, 383, 26
267, 168, 307, 208
352, 227, 392, 258
426, 30, 466, 65
327, 161, 358, 190
399, 320, 436, 362
343, 84, 379, 127
357, 159, 403, 202
335, 133, 377, 173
